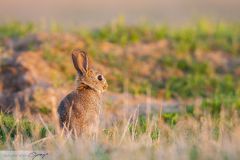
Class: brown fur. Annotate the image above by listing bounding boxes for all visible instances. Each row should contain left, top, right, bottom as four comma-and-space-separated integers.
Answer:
57, 49, 107, 136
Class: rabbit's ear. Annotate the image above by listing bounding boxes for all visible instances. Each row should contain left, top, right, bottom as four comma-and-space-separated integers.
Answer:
72, 49, 88, 76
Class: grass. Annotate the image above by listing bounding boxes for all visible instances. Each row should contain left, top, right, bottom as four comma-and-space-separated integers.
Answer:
0, 106, 239, 159
0, 113, 49, 145
0, 22, 35, 40
86, 19, 240, 54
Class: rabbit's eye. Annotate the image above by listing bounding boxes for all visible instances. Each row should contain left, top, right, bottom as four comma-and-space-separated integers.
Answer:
97, 75, 103, 81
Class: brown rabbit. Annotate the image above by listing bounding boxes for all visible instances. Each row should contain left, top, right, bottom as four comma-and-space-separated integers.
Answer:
57, 49, 108, 137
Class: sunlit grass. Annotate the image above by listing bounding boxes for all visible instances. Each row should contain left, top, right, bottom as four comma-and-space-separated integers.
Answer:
0, 105, 239, 159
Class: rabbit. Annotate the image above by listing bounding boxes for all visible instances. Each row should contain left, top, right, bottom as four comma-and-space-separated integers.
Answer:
57, 49, 108, 137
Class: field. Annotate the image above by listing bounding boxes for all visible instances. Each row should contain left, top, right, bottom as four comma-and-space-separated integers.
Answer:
0, 19, 240, 159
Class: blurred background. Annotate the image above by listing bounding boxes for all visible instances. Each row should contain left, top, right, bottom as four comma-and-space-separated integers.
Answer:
0, 0, 240, 127
0, 0, 240, 27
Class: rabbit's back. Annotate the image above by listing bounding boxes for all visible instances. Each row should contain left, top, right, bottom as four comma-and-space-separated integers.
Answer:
58, 91, 76, 128
58, 89, 101, 135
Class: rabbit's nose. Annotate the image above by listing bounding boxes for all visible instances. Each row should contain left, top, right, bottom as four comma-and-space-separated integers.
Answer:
103, 83, 108, 90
